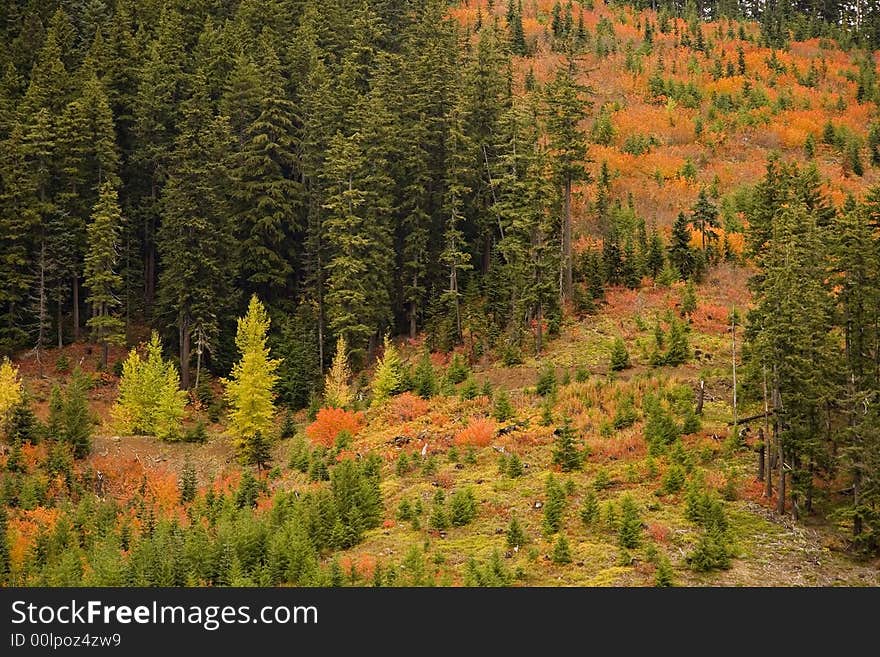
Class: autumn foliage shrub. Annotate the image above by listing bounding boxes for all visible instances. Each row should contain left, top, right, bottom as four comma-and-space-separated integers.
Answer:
306, 407, 365, 448
389, 392, 429, 422
453, 417, 495, 447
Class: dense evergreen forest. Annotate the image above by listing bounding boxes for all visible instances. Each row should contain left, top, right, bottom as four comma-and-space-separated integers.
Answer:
3, 0, 880, 388
1, 0, 880, 586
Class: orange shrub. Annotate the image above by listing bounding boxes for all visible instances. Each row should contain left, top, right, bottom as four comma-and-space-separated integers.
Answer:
434, 470, 455, 489
389, 392, 430, 422
340, 553, 378, 581
454, 417, 496, 447
647, 523, 671, 543
305, 407, 365, 448
585, 430, 645, 462
335, 449, 357, 462
690, 302, 730, 333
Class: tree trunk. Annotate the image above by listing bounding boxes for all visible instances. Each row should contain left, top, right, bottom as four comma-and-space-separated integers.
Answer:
450, 263, 461, 342
179, 314, 190, 390
194, 328, 203, 394
144, 181, 157, 314
805, 460, 813, 514
72, 276, 80, 341
409, 274, 418, 339
145, 245, 156, 315
763, 366, 772, 498
562, 174, 572, 302
731, 312, 737, 426
854, 466, 863, 538
536, 302, 543, 355
57, 292, 63, 348
35, 242, 46, 378
316, 198, 325, 372
757, 443, 765, 481
777, 444, 786, 515
695, 379, 704, 415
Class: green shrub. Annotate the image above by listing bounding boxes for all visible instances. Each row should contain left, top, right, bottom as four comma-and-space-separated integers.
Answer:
183, 420, 208, 444
610, 338, 631, 371
493, 389, 515, 422
536, 364, 557, 396
617, 495, 642, 549
446, 354, 470, 384
506, 516, 526, 549
449, 488, 477, 526
542, 474, 566, 536
662, 463, 686, 494
612, 394, 638, 429
551, 533, 572, 564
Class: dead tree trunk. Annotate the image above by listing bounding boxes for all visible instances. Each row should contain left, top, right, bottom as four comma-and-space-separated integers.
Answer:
696, 379, 704, 415
757, 442, 765, 481
179, 315, 191, 390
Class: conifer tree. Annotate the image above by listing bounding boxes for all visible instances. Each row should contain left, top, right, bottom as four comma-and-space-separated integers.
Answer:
746, 200, 837, 517
371, 335, 404, 407
834, 202, 880, 544
493, 388, 515, 422
322, 130, 391, 363
112, 332, 185, 440
506, 515, 526, 549
618, 494, 642, 549
324, 336, 353, 409
691, 188, 720, 255
225, 295, 280, 461
46, 384, 64, 441
543, 474, 566, 535
413, 350, 438, 399
439, 104, 474, 348
0, 359, 22, 428
552, 416, 583, 471
544, 59, 591, 302
229, 38, 302, 307
83, 182, 125, 368
132, 6, 188, 313
507, 0, 527, 55
655, 555, 675, 586
157, 74, 235, 389
610, 337, 631, 371
179, 458, 197, 504
63, 368, 93, 458
668, 211, 696, 280
552, 532, 572, 564
580, 489, 599, 526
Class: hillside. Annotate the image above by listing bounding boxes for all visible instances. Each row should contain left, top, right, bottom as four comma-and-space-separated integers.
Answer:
1, 0, 880, 587
3, 265, 879, 586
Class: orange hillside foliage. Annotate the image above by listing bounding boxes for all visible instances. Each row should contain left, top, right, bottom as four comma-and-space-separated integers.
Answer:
454, 417, 496, 447
306, 407, 365, 447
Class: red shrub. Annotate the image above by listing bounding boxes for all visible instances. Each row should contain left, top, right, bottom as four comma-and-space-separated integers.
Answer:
647, 523, 671, 544
453, 417, 496, 447
306, 407, 365, 447
390, 392, 430, 422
